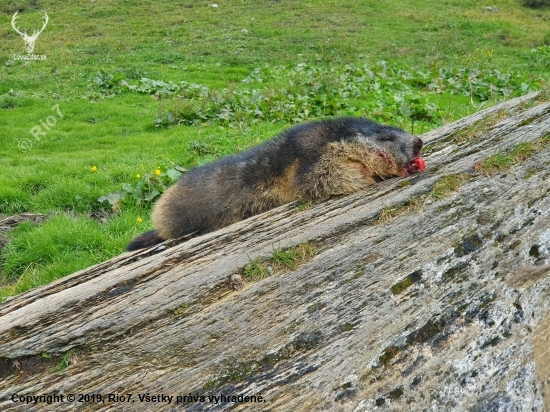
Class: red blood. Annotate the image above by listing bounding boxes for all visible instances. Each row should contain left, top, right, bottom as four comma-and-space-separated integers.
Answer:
413, 158, 426, 172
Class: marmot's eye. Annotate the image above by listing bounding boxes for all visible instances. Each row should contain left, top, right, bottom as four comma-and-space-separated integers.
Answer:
378, 135, 395, 142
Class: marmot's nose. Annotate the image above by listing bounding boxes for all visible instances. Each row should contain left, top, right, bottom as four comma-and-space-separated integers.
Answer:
413, 138, 423, 156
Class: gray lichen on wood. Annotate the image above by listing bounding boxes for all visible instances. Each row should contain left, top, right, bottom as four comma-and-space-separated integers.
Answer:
1, 92, 550, 411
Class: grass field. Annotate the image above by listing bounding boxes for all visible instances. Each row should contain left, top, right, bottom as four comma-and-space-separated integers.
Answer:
1, 0, 549, 301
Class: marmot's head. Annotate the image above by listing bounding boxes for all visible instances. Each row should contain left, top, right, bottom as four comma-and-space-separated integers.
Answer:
354, 121, 425, 177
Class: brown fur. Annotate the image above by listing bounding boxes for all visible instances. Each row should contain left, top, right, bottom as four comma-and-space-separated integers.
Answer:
126, 117, 424, 251
302, 141, 402, 199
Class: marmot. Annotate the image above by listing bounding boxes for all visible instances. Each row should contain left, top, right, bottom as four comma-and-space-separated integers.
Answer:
126, 117, 425, 251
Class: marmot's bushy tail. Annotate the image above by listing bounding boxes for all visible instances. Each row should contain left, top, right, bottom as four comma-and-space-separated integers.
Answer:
126, 230, 165, 251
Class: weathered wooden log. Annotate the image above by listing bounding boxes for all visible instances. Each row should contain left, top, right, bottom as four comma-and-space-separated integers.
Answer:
1, 92, 550, 411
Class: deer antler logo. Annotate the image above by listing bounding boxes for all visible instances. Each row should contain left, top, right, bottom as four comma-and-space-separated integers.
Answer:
11, 11, 49, 54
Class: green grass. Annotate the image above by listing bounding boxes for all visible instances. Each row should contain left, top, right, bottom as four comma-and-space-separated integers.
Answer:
241, 243, 317, 282
56, 350, 74, 372
431, 174, 470, 200
474, 137, 550, 175
375, 172, 474, 225
1, 0, 550, 301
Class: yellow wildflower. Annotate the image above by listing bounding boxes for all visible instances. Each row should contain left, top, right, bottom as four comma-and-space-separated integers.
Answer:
155, 169, 161, 175
136, 174, 141, 178
91, 166, 98, 172
137, 217, 143, 223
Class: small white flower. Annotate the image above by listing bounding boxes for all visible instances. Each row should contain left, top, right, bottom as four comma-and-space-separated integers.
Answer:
242, 28, 248, 34
212, 3, 218, 8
